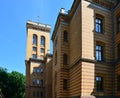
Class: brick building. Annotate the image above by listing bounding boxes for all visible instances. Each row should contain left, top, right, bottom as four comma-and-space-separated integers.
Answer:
52, 0, 120, 98
25, 20, 51, 98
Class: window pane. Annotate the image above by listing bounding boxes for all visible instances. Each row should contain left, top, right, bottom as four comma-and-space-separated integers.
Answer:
32, 54, 37, 59
63, 31, 68, 42
117, 75, 120, 91
96, 45, 103, 61
33, 79, 36, 85
33, 91, 35, 97
33, 34, 37, 45
96, 76, 103, 91
33, 47, 37, 51
63, 79, 68, 90
41, 48, 45, 53
117, 16, 120, 32
118, 44, 120, 60
63, 54, 68, 65
95, 18, 102, 33
41, 36, 45, 46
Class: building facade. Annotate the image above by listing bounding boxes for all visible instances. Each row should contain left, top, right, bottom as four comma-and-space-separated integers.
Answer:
25, 20, 51, 98
52, 0, 120, 98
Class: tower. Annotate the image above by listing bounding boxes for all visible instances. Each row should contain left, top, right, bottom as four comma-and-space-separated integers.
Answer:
25, 20, 51, 98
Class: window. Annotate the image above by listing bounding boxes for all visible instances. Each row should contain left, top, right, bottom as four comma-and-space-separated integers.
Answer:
117, 16, 120, 32
33, 47, 37, 51
41, 91, 43, 97
63, 79, 68, 90
36, 68, 40, 73
40, 48, 45, 53
36, 79, 40, 85
95, 18, 103, 33
55, 51, 57, 65
33, 91, 36, 97
33, 34, 37, 45
63, 30, 68, 42
37, 91, 40, 97
41, 36, 45, 46
33, 67, 37, 73
63, 54, 68, 65
96, 45, 103, 61
40, 80, 43, 86
96, 76, 103, 91
117, 75, 120, 91
41, 68, 43, 73
117, 0, 120, 3
118, 44, 120, 61
32, 54, 37, 59
33, 79, 36, 85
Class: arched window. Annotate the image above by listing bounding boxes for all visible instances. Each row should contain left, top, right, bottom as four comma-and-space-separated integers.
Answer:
33, 34, 37, 45
63, 30, 68, 42
41, 36, 45, 46
63, 54, 68, 65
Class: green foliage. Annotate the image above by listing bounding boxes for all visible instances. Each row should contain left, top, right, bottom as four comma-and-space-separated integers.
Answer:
0, 67, 25, 98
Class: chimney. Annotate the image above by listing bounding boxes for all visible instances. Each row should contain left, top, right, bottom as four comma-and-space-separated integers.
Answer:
60, 8, 65, 14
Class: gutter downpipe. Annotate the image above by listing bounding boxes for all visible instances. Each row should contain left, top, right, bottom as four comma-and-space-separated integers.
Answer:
111, 5, 115, 98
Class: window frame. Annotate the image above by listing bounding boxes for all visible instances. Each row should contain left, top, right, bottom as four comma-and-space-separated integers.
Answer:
96, 45, 103, 61
32, 54, 37, 59
95, 17, 103, 34
40, 48, 45, 53
96, 76, 103, 92
63, 79, 68, 90
63, 30, 68, 42
63, 53, 68, 65
40, 36, 45, 46
33, 34, 37, 45
117, 15, 120, 33
33, 47, 37, 52
118, 43, 120, 61
117, 75, 120, 91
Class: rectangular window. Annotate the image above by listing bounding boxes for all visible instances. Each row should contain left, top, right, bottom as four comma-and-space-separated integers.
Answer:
36, 79, 40, 85
33, 47, 37, 51
117, 75, 120, 91
63, 79, 68, 90
37, 91, 40, 97
40, 48, 45, 53
117, 16, 120, 33
118, 44, 120, 61
96, 76, 103, 91
33, 91, 36, 97
96, 45, 103, 61
55, 51, 57, 65
41, 92, 43, 97
32, 54, 37, 59
95, 18, 103, 33
33, 67, 37, 73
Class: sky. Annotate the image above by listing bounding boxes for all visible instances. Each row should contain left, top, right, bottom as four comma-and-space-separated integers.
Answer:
0, 0, 74, 75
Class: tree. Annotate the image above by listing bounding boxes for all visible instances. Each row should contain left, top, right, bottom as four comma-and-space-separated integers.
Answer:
0, 67, 25, 98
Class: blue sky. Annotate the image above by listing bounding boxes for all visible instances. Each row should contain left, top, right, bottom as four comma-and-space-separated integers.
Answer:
0, 0, 74, 75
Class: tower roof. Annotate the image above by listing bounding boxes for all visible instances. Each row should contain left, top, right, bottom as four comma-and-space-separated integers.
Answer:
26, 20, 51, 33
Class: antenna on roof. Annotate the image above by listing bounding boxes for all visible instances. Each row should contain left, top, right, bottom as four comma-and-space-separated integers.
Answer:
37, 16, 40, 23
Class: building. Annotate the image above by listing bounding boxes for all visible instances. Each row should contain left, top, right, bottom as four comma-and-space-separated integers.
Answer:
25, 20, 51, 98
45, 54, 53, 98
52, 0, 120, 98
